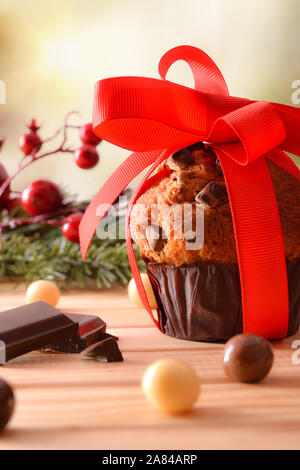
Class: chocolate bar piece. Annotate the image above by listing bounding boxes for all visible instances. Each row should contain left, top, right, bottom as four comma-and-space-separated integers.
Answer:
43, 313, 106, 353
0, 301, 78, 363
82, 337, 123, 362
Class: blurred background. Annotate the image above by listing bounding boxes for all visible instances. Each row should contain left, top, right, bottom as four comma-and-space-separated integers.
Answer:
0, 0, 300, 199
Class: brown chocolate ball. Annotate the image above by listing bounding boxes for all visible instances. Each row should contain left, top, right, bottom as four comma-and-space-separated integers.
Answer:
223, 334, 274, 383
0, 378, 15, 431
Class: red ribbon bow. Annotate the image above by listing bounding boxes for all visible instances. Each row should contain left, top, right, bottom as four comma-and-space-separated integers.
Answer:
79, 45, 300, 339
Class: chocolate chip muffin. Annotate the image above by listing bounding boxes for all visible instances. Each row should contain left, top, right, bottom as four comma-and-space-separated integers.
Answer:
130, 143, 300, 342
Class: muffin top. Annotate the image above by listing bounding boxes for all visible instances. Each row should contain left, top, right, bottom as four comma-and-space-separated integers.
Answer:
130, 142, 300, 266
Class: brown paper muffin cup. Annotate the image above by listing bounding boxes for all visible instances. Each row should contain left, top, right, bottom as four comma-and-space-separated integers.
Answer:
146, 259, 300, 342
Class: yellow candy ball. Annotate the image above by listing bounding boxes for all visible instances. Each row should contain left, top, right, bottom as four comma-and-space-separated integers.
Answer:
128, 273, 157, 309
26, 280, 60, 307
142, 359, 201, 414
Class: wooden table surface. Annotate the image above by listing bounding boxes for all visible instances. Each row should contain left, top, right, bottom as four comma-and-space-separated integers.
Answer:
0, 282, 299, 450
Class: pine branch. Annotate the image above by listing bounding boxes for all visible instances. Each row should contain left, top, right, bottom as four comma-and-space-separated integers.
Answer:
0, 223, 144, 289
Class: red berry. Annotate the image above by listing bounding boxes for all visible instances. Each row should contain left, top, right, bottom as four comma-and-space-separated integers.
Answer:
0, 163, 10, 208
61, 213, 82, 242
0, 163, 10, 196
74, 145, 99, 169
19, 119, 42, 155
79, 123, 101, 146
5, 196, 21, 213
19, 131, 42, 155
20, 180, 62, 216
0, 195, 10, 210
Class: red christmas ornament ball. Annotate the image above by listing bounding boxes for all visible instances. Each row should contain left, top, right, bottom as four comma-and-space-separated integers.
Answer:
61, 213, 82, 242
20, 180, 63, 216
79, 123, 101, 146
74, 145, 99, 169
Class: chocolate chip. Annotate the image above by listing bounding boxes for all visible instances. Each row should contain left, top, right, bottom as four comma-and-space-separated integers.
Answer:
210, 182, 227, 198
195, 181, 227, 208
187, 142, 216, 166
187, 141, 206, 153
171, 148, 195, 168
145, 224, 167, 252
82, 337, 123, 362
223, 334, 274, 383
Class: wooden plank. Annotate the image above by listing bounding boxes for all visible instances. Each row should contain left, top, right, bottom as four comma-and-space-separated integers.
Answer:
1, 341, 299, 387
2, 422, 299, 450
0, 283, 153, 328
0, 283, 299, 450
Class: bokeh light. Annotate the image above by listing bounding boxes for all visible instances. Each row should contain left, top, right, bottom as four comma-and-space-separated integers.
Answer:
0, 0, 299, 199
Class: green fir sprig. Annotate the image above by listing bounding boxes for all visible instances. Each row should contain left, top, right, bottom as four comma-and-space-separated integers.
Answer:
0, 222, 144, 289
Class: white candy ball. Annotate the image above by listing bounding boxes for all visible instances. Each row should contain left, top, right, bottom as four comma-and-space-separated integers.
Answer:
142, 359, 201, 414
128, 273, 157, 309
26, 280, 60, 307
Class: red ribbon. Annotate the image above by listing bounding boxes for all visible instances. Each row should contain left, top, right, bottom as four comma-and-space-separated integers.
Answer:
79, 45, 300, 339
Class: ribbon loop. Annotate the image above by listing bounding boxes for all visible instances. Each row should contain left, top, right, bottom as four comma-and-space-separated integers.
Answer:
93, 77, 208, 151
159, 45, 229, 96
209, 101, 286, 165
